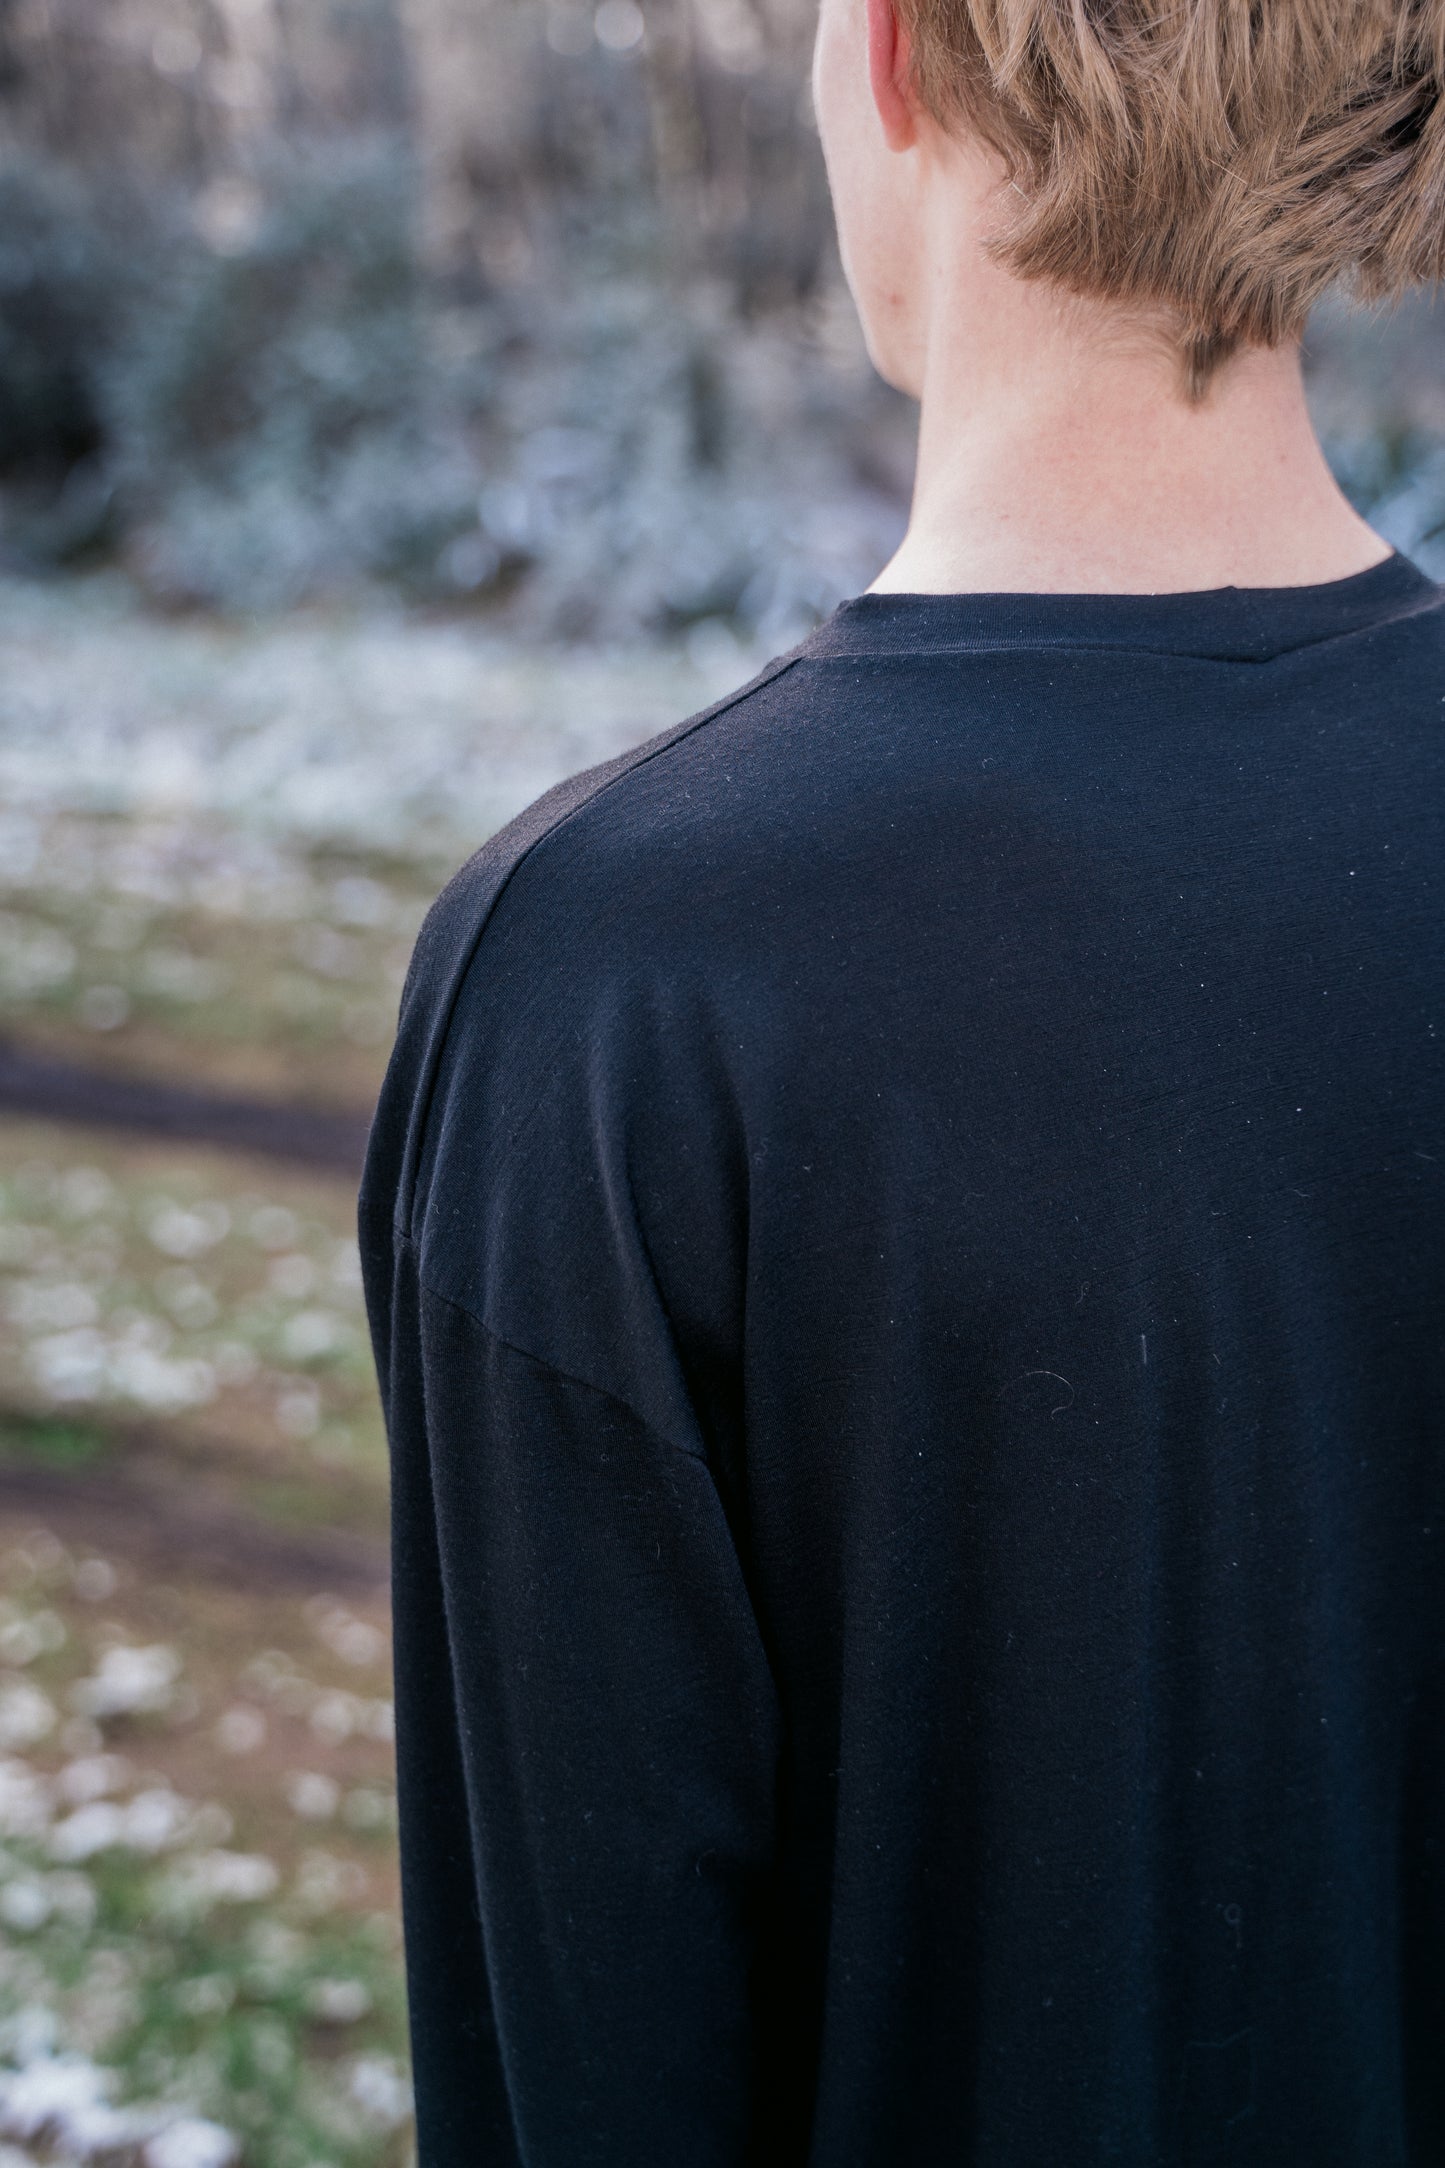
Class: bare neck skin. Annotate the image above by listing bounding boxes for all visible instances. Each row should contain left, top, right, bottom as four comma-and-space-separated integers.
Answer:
810, 0, 1391, 599
873, 237, 1391, 598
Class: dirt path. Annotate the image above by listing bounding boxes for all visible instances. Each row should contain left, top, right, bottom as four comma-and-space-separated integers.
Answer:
0, 1035, 373, 1172
0, 1453, 388, 1596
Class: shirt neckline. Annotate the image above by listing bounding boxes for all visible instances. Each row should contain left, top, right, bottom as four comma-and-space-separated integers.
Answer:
802, 550, 1441, 665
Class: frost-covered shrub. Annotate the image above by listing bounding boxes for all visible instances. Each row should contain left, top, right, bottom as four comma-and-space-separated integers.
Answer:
0, 156, 117, 477
101, 135, 483, 611
0, 82, 902, 629
110, 138, 421, 485
439, 275, 905, 644
1303, 288, 1445, 579
0, 154, 134, 571
97, 165, 904, 632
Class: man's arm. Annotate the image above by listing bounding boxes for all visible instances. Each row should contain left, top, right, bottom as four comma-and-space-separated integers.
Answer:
378, 1232, 782, 2166
357, 697, 805, 2162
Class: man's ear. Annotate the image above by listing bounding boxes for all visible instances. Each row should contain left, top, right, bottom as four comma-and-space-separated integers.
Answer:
865, 0, 918, 151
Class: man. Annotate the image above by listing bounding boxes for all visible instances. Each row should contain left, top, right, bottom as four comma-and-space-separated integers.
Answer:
359, 2, 1445, 2160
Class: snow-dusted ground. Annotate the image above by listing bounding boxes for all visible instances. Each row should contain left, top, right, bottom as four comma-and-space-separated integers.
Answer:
0, 574, 777, 862
0, 1531, 409, 2168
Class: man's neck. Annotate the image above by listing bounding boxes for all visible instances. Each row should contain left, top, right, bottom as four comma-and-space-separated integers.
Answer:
870, 254, 1390, 599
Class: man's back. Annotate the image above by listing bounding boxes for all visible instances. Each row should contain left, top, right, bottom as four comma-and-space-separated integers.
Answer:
360, 555, 1445, 2164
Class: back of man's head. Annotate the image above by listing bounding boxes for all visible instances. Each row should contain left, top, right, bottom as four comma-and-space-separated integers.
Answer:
895, 1, 1445, 393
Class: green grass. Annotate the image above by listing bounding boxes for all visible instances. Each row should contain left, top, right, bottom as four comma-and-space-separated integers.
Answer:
0, 1524, 408, 2167
2, 1857, 410, 2167
0, 1128, 407, 2160
0, 1121, 388, 1518
0, 1413, 107, 1469
0, 810, 451, 1112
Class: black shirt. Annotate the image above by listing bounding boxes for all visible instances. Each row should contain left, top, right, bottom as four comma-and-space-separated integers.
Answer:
359, 552, 1445, 2167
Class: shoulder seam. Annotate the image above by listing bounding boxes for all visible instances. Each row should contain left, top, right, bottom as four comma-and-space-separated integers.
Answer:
466, 647, 808, 902
400, 1230, 708, 1465
391, 647, 806, 1241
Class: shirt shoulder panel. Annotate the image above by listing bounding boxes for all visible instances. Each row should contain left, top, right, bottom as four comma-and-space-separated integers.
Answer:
363, 644, 806, 1248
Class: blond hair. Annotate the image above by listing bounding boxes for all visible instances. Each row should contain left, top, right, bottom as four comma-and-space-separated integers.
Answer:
895, 0, 1445, 394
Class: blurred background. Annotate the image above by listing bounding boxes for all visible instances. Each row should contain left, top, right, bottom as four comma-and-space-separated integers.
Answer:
0, 3, 1441, 2161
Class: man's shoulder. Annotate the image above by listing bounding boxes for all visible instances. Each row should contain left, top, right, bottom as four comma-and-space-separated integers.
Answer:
403, 642, 818, 1009
362, 642, 820, 1249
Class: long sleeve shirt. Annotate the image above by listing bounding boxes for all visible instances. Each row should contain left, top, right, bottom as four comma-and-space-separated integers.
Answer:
359, 551, 1445, 2167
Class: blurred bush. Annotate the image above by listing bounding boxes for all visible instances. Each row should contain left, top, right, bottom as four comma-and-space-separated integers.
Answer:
101, 136, 487, 613
0, 0, 1438, 635
0, 0, 912, 637
1302, 288, 1445, 572
0, 153, 129, 567
0, 157, 111, 477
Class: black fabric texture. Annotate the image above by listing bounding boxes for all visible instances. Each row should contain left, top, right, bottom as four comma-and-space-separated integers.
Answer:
358, 550, 1445, 2166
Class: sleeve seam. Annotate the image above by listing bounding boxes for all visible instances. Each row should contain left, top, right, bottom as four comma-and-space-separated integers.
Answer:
397, 1228, 709, 1467
395, 649, 806, 1245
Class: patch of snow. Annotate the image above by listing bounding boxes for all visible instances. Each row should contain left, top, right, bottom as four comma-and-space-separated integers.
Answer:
0, 1683, 56, 1753
0, 1761, 52, 1841
0, 2052, 159, 2155
305, 1977, 371, 2023
214, 1705, 266, 1755
347, 2053, 413, 2131
143, 2118, 240, 2168
156, 1849, 281, 1912
56, 1755, 129, 1806
284, 1771, 339, 1821
69, 1644, 181, 1722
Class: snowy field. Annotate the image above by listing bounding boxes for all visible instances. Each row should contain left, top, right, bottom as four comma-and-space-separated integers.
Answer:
0, 1120, 403, 2168
0, 573, 776, 2167
0, 1500, 405, 2168
0, 574, 769, 1111
0, 573, 763, 858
